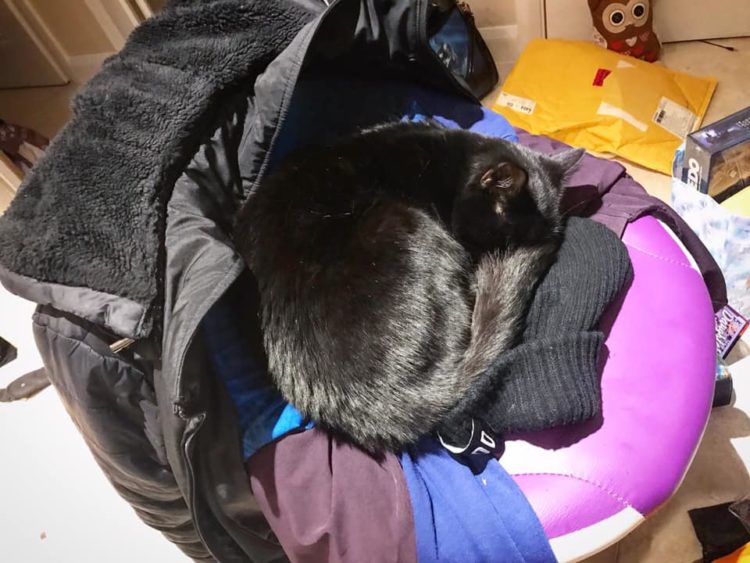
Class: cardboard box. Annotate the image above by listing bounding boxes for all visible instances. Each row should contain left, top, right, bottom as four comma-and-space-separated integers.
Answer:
716, 304, 749, 359
681, 106, 750, 202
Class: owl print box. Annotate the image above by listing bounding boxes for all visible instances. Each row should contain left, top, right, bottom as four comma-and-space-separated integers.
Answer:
587, 0, 661, 61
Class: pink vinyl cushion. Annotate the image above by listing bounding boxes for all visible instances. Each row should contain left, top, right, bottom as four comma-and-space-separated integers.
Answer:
503, 216, 716, 549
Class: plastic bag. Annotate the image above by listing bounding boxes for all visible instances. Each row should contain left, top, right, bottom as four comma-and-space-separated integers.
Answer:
671, 178, 750, 317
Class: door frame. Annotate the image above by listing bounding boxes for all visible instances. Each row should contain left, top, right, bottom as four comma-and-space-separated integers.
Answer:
2, 0, 69, 85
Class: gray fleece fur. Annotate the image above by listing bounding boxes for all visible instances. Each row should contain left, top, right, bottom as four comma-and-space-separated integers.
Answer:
0, 0, 316, 337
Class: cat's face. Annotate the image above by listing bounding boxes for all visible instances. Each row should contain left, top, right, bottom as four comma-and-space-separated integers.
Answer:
451, 140, 583, 255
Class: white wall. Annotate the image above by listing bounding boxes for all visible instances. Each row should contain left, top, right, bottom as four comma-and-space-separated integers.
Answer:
470, 0, 517, 27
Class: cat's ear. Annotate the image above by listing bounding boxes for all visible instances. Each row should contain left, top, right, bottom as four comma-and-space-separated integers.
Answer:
480, 162, 527, 193
550, 148, 585, 174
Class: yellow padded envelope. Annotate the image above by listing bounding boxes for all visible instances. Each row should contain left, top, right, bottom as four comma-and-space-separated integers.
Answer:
493, 39, 716, 174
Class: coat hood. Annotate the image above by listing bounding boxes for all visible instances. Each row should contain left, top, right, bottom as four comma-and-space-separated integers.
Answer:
0, 0, 319, 339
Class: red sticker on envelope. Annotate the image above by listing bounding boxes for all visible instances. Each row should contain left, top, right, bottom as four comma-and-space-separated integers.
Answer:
593, 68, 612, 87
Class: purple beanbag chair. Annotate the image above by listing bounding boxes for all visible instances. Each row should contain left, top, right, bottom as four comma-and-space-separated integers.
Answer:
502, 215, 716, 562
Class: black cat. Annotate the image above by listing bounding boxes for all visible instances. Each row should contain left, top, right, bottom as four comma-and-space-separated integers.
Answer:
235, 122, 582, 453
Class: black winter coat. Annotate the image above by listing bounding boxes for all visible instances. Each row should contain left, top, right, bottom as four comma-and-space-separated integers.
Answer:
0, 0, 483, 560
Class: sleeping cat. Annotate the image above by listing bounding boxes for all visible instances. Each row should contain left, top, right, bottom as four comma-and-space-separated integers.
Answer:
235, 122, 582, 453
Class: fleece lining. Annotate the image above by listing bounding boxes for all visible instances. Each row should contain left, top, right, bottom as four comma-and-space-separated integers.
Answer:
0, 0, 314, 338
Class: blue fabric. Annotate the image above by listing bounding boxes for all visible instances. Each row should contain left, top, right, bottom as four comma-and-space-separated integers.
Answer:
400, 440, 556, 563
207, 87, 552, 560
270, 79, 518, 171
202, 293, 312, 460
402, 106, 518, 142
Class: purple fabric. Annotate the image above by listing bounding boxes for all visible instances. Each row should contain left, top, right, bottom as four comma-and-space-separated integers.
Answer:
247, 429, 417, 563
401, 439, 555, 562
515, 129, 727, 312
247, 432, 555, 563
507, 215, 716, 537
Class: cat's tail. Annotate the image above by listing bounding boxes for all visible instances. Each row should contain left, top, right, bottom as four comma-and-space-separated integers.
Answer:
460, 243, 558, 382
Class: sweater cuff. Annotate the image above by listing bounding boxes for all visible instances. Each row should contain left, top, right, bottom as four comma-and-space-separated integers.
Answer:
482, 331, 604, 435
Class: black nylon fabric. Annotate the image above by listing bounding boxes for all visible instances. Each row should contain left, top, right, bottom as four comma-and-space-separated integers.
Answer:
31, 307, 212, 560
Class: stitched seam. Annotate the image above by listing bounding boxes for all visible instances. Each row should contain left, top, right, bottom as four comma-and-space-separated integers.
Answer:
170, 260, 243, 405
626, 243, 695, 271
33, 320, 167, 463
242, 21, 314, 193
512, 472, 633, 510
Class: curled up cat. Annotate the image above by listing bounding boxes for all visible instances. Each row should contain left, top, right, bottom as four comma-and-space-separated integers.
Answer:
235, 122, 583, 454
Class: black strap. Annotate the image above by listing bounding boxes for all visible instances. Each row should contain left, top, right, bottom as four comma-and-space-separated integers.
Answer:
0, 368, 51, 402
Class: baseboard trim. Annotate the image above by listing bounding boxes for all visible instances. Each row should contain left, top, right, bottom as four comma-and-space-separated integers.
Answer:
478, 24, 519, 78
478, 24, 518, 42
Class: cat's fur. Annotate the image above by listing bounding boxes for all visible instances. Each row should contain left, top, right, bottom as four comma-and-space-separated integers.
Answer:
235, 122, 582, 453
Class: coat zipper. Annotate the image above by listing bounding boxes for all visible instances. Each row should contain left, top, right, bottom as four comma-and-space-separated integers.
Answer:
182, 412, 212, 558
169, 262, 242, 559
109, 337, 135, 353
